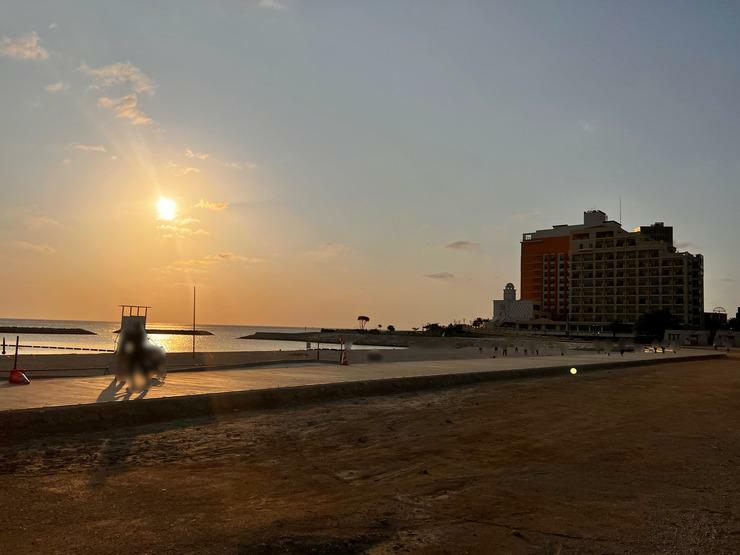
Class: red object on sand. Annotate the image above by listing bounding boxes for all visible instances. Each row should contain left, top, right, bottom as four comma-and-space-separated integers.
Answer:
9, 369, 30, 385
8, 335, 30, 384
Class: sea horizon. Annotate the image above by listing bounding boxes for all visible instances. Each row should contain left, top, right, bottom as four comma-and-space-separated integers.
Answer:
0, 316, 329, 331
0, 317, 400, 355
0, 317, 325, 355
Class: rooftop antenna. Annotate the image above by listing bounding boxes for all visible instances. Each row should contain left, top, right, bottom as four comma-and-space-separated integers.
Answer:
619, 197, 622, 225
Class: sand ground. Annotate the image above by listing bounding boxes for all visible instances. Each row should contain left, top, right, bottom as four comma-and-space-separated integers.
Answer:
1, 354, 738, 554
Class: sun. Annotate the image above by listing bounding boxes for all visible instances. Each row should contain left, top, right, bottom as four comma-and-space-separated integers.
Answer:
156, 197, 177, 221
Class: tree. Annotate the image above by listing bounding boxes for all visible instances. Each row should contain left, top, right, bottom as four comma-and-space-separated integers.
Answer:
357, 315, 370, 330
387, 324, 396, 333
422, 323, 443, 334
635, 310, 680, 341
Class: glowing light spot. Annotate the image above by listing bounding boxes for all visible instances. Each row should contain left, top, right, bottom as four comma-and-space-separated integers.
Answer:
570, 367, 578, 375
156, 197, 177, 221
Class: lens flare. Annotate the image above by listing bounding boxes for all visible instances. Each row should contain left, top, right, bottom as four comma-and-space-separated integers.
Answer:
570, 367, 578, 375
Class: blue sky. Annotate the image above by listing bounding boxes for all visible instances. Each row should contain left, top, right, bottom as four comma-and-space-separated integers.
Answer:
1, 1, 738, 326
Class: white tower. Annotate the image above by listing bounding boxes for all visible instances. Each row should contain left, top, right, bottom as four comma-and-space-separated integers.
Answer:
503, 283, 516, 302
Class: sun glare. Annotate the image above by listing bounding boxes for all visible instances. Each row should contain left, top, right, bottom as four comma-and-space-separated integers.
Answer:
156, 197, 177, 221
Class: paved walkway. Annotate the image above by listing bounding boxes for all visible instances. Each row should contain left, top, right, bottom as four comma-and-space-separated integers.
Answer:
0, 350, 709, 413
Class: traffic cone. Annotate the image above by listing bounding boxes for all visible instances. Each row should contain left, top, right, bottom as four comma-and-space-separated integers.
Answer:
9, 368, 30, 385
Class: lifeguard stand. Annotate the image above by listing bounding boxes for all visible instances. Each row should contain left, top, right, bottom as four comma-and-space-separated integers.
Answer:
117, 304, 150, 349
113, 305, 166, 385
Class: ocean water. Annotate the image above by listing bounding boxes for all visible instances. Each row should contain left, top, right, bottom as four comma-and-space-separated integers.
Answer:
0, 318, 389, 355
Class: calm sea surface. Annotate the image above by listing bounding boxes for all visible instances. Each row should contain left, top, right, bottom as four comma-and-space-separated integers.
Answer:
0, 318, 391, 355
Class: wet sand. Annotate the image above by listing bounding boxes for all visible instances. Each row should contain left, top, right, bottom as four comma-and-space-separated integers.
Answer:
1, 354, 738, 553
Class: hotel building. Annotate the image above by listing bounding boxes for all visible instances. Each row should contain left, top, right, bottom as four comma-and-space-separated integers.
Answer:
520, 210, 704, 328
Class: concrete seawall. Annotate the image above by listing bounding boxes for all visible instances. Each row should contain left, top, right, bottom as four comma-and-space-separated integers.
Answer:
0, 353, 724, 443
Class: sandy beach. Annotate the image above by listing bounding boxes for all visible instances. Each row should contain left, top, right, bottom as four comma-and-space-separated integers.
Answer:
0, 336, 594, 378
1, 353, 738, 553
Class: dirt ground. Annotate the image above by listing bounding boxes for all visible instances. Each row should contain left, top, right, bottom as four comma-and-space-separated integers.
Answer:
1, 354, 739, 554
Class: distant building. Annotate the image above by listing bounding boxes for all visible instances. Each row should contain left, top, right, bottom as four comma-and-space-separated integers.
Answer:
521, 210, 704, 328
665, 328, 739, 348
492, 283, 534, 322
704, 310, 728, 329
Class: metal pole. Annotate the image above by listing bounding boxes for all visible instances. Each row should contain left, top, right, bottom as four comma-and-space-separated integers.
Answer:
192, 285, 196, 360
13, 335, 19, 370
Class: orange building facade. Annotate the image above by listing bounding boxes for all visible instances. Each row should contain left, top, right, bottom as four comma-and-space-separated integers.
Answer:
520, 234, 571, 320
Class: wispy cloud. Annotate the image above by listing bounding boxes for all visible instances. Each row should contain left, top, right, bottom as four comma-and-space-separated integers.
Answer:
258, 0, 288, 11
45, 81, 69, 93
157, 221, 209, 239
0, 32, 49, 61
166, 161, 200, 176
11, 240, 55, 254
159, 252, 260, 274
185, 148, 209, 160
224, 161, 257, 171
195, 199, 229, 211
79, 62, 155, 95
25, 215, 60, 229
98, 94, 153, 125
717, 277, 735, 283
48, 23, 58, 30
303, 243, 350, 260
425, 272, 454, 280
444, 240, 480, 252
210, 252, 255, 262
68, 143, 106, 153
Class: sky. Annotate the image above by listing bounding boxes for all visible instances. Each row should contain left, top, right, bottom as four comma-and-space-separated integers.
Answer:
1, 0, 739, 328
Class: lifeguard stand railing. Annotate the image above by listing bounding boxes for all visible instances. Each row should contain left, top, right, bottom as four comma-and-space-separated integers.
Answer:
117, 305, 151, 352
